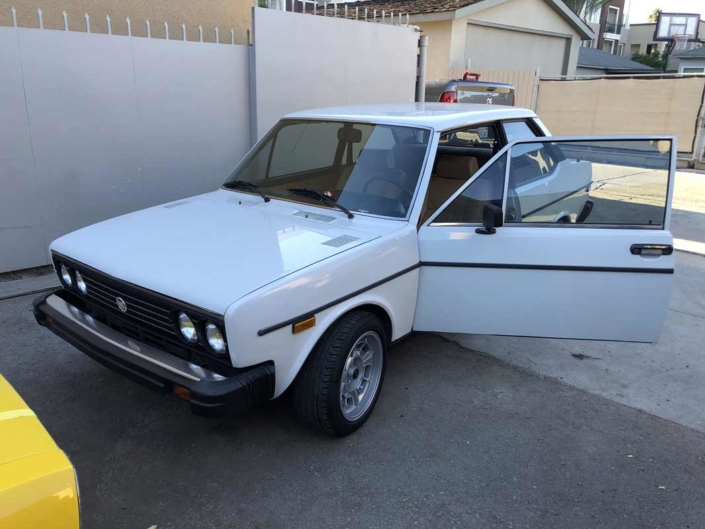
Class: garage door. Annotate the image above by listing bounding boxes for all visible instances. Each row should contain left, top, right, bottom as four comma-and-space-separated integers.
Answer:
465, 24, 567, 76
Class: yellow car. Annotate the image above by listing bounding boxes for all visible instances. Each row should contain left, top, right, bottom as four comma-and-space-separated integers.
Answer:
0, 375, 79, 529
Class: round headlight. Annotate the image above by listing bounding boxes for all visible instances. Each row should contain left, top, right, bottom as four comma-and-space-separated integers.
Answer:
75, 271, 87, 295
205, 323, 227, 355
178, 312, 198, 343
60, 264, 73, 287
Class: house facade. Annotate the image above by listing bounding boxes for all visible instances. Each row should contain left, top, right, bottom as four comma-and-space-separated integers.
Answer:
582, 0, 625, 55
337, 0, 593, 80
623, 20, 705, 57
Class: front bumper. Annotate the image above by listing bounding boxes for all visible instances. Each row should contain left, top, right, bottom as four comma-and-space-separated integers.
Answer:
33, 291, 274, 418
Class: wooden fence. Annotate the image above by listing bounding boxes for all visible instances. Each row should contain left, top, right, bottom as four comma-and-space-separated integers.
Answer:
536, 75, 705, 156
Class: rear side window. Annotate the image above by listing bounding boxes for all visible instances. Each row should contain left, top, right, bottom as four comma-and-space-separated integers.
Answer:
502, 121, 537, 143
439, 125, 496, 150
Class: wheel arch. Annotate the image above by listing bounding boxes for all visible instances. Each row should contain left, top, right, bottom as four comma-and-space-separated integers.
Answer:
280, 297, 396, 395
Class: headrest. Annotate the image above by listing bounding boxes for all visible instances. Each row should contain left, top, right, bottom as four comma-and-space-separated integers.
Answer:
435, 156, 479, 180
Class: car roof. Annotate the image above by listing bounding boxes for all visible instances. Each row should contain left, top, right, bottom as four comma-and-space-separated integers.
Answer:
285, 103, 537, 131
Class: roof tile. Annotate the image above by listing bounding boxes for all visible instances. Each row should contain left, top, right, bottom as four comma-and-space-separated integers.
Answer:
578, 47, 655, 72
675, 46, 705, 59
315, 0, 480, 16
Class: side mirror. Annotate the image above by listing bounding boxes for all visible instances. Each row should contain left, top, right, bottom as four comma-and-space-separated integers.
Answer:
475, 204, 504, 235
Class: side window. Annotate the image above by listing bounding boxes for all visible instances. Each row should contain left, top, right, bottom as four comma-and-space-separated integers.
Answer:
502, 120, 537, 143
439, 125, 496, 150
505, 139, 671, 226
509, 143, 558, 187
433, 153, 507, 224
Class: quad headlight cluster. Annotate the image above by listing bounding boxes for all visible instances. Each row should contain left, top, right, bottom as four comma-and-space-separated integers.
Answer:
56, 258, 228, 359
58, 263, 89, 296
176, 312, 228, 356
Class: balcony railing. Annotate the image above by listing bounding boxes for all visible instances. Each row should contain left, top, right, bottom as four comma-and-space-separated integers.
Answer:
604, 21, 623, 34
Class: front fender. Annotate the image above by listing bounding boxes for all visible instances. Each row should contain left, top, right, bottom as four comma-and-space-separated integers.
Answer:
223, 227, 419, 397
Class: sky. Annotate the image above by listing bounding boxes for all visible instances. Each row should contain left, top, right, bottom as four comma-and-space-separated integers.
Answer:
626, 0, 705, 24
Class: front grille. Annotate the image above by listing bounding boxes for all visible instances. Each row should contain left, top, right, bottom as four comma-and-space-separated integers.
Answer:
82, 275, 175, 336
52, 253, 234, 374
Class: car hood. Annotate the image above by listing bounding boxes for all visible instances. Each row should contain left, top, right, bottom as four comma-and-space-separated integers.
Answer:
0, 375, 60, 466
51, 190, 390, 314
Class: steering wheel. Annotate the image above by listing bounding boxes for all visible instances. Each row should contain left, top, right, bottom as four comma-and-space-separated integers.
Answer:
362, 176, 414, 202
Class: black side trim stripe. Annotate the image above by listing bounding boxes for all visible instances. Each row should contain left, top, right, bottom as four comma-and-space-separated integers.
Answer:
256, 263, 421, 337
257, 260, 673, 337
420, 261, 675, 274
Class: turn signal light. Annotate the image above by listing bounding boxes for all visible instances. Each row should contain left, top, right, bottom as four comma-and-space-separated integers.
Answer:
173, 385, 191, 401
293, 316, 316, 334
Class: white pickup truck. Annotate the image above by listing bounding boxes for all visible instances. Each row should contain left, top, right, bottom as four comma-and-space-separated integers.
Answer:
34, 104, 675, 436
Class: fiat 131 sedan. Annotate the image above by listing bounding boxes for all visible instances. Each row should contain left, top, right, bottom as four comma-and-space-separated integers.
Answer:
34, 104, 676, 436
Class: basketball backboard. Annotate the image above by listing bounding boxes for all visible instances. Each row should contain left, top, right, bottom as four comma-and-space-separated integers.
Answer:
653, 12, 700, 41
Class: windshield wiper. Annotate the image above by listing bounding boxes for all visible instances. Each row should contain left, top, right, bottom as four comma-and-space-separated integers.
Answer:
287, 188, 354, 219
223, 181, 270, 202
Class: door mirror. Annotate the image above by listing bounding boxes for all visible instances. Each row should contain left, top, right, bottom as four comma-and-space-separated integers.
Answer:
475, 204, 504, 235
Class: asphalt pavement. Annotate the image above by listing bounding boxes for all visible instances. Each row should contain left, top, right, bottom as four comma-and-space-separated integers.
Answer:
2, 293, 704, 529
446, 170, 705, 434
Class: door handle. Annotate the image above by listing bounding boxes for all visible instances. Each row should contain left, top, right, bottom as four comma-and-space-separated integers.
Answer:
630, 244, 673, 256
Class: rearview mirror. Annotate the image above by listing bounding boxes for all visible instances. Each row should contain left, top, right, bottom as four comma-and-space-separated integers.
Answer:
337, 127, 363, 143
475, 204, 504, 235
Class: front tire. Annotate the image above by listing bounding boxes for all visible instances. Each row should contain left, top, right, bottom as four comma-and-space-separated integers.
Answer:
293, 311, 387, 437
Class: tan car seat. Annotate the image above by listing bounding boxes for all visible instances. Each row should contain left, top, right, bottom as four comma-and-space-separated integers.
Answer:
421, 155, 479, 223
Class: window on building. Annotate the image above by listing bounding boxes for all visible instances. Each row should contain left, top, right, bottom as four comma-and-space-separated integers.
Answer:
605, 6, 620, 33
630, 44, 640, 56
617, 43, 625, 56
683, 67, 705, 73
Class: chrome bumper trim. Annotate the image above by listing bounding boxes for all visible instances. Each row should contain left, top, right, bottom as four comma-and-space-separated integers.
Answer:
46, 294, 225, 383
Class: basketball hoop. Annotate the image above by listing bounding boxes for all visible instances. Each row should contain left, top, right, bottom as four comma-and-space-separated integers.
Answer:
672, 34, 692, 52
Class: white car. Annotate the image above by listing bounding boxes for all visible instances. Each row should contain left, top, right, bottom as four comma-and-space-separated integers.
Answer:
34, 104, 676, 436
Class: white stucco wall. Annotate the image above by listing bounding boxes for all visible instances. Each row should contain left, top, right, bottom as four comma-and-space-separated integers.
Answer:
253, 8, 418, 139
0, 27, 251, 273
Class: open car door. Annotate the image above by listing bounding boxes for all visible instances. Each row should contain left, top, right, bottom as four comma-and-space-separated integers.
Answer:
414, 136, 676, 343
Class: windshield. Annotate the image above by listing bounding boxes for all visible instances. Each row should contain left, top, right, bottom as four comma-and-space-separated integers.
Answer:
224, 120, 431, 218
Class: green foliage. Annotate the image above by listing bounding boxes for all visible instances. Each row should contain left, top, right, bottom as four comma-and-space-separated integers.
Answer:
631, 51, 667, 70
648, 8, 662, 23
